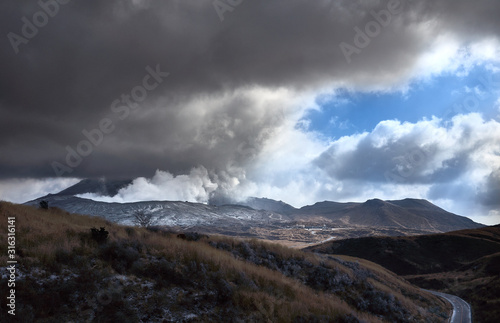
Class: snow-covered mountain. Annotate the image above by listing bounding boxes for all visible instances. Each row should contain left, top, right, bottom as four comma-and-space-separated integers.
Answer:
25, 179, 483, 234
25, 194, 286, 228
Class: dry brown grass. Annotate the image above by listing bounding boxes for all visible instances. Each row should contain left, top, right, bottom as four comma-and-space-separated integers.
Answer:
0, 201, 448, 322
0, 202, 357, 320
334, 254, 451, 313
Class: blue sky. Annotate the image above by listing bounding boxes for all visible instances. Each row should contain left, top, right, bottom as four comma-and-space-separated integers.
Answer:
304, 65, 499, 139
1, 1, 500, 225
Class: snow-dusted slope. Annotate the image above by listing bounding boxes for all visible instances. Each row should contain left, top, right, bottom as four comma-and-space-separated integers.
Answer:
25, 195, 287, 228
24, 179, 483, 233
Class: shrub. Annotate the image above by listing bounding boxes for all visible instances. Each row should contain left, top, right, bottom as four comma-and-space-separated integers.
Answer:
177, 232, 208, 241
39, 200, 49, 210
90, 227, 109, 244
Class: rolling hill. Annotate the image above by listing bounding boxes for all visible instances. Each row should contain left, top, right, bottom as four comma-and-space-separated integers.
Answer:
307, 225, 500, 322
288, 198, 483, 232
0, 202, 450, 322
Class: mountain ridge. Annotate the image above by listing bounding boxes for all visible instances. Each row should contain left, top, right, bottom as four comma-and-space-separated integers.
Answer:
54, 178, 133, 197
0, 201, 451, 322
26, 179, 485, 237
288, 197, 482, 232
306, 225, 500, 322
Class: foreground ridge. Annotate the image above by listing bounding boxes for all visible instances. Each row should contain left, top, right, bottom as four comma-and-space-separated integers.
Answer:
0, 202, 449, 322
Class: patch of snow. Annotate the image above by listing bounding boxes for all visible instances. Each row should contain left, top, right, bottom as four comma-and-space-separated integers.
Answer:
319, 236, 335, 243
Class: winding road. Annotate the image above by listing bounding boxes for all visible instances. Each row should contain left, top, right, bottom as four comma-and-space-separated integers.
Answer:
424, 289, 472, 323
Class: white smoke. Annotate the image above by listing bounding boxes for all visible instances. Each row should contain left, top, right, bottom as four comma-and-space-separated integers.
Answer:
68, 111, 500, 225
78, 166, 218, 204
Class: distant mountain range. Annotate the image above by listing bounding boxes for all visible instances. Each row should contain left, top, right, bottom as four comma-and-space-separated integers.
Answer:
232, 196, 482, 233
25, 179, 484, 237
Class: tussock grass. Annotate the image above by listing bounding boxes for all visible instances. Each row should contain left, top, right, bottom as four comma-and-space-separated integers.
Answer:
0, 202, 447, 322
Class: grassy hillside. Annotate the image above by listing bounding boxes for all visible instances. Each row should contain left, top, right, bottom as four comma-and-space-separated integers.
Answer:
307, 227, 500, 275
290, 198, 483, 232
0, 202, 448, 322
308, 226, 500, 322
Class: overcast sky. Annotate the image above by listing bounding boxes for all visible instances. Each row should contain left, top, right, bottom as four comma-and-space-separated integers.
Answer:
1, 0, 499, 224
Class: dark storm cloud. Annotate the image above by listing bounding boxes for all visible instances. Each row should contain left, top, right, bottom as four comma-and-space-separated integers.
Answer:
480, 168, 500, 208
314, 124, 481, 185
1, 0, 500, 181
